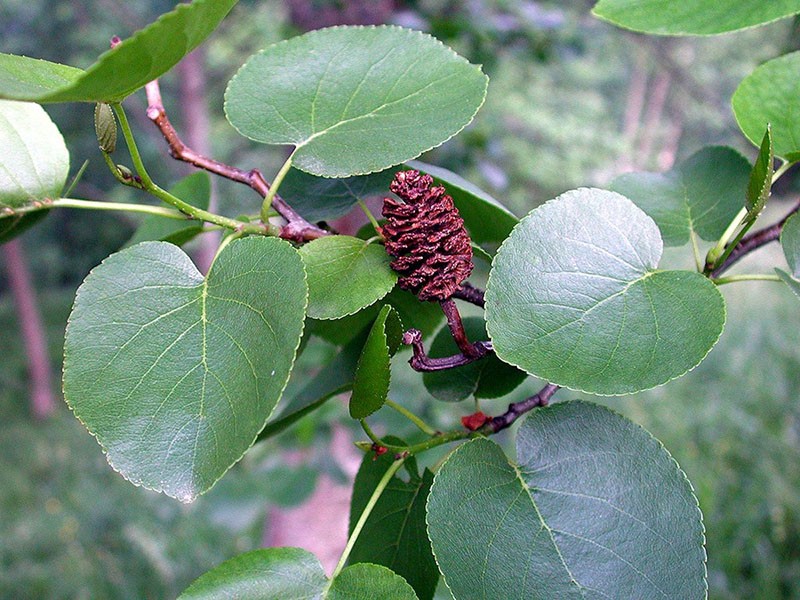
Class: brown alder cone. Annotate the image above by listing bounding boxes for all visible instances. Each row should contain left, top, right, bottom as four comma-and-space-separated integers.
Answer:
382, 170, 473, 301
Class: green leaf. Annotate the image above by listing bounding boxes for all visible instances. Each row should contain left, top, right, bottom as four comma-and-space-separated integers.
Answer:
422, 317, 526, 402
63, 238, 307, 502
300, 236, 397, 320
224, 26, 488, 178
485, 188, 726, 395
349, 447, 438, 600
177, 547, 417, 599
280, 167, 395, 222
746, 127, 774, 220
126, 172, 211, 247
0, 211, 49, 244
407, 160, 519, 246
733, 52, 800, 161
593, 0, 800, 35
0, 0, 237, 103
427, 401, 706, 599
177, 547, 327, 599
610, 146, 750, 246
349, 305, 401, 419
776, 270, 800, 298
778, 213, 800, 298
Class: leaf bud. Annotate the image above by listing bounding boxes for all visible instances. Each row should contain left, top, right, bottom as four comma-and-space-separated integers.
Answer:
94, 103, 117, 153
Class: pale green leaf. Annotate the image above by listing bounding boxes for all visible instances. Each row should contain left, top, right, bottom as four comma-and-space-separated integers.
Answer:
300, 236, 396, 320
422, 317, 526, 402
427, 401, 706, 599
224, 26, 488, 177
407, 160, 519, 246
610, 146, 750, 246
349, 450, 438, 600
126, 172, 211, 247
0, 0, 237, 103
733, 52, 800, 161
778, 213, 800, 298
327, 563, 418, 600
280, 168, 395, 222
593, 0, 800, 35
776, 269, 800, 298
63, 238, 307, 502
485, 188, 725, 395
349, 305, 398, 419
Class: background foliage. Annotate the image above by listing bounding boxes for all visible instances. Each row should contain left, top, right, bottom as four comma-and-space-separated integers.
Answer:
1, 1, 799, 598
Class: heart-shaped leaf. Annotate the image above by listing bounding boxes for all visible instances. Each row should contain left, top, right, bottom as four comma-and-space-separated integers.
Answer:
178, 547, 417, 599
0, 100, 69, 243
593, 0, 800, 35
407, 160, 519, 246
423, 317, 526, 402
733, 52, 800, 162
224, 26, 488, 178
349, 305, 403, 419
63, 238, 307, 502
778, 213, 800, 298
349, 448, 438, 600
280, 168, 395, 222
0, 0, 237, 103
427, 401, 706, 599
300, 235, 396, 320
485, 188, 726, 395
610, 146, 750, 247
127, 172, 211, 247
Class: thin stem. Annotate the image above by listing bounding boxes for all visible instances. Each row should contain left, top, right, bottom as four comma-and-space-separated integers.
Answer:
112, 103, 153, 188
452, 282, 485, 308
772, 159, 793, 184
690, 231, 702, 272
8, 198, 188, 219
713, 274, 782, 285
358, 199, 382, 235
385, 399, 438, 436
329, 457, 405, 581
487, 383, 559, 433
403, 328, 491, 372
440, 297, 478, 356
705, 206, 747, 273
63, 160, 89, 197
144, 79, 328, 243
359, 418, 386, 448
261, 153, 294, 221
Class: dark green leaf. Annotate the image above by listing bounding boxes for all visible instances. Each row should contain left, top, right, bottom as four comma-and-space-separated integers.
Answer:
593, 0, 800, 35
427, 401, 706, 599
0, 0, 237, 103
0, 211, 49, 244
407, 160, 519, 247
63, 238, 307, 501
422, 317, 526, 402
300, 236, 396, 320
327, 563, 418, 600
225, 26, 488, 177
610, 146, 750, 246
746, 127, 774, 219
280, 168, 395, 222
349, 449, 438, 600
485, 188, 726, 395
126, 172, 211, 247
733, 52, 800, 161
349, 305, 398, 419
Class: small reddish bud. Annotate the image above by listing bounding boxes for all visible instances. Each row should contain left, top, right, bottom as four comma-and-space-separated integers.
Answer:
371, 443, 388, 460
461, 411, 491, 431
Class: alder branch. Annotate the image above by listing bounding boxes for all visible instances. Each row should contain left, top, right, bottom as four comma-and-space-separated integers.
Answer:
402, 328, 491, 372
144, 80, 329, 243
488, 383, 560, 433
711, 199, 800, 278
452, 281, 485, 307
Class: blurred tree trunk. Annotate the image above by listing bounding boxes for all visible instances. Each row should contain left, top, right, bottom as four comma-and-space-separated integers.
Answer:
177, 47, 219, 273
3, 240, 56, 419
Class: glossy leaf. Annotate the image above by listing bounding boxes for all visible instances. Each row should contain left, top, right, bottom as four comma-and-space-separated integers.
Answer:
407, 160, 519, 246
300, 235, 396, 320
127, 172, 211, 247
778, 213, 800, 297
349, 449, 438, 600
63, 238, 307, 502
593, 0, 800, 35
178, 547, 416, 599
427, 401, 706, 599
349, 305, 402, 419
746, 127, 774, 220
225, 26, 488, 177
422, 317, 526, 402
0, 0, 237, 103
280, 168, 395, 222
485, 188, 726, 395
610, 146, 750, 246
733, 52, 800, 161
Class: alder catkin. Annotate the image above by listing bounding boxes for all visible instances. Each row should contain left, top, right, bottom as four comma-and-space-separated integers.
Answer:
382, 170, 473, 301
